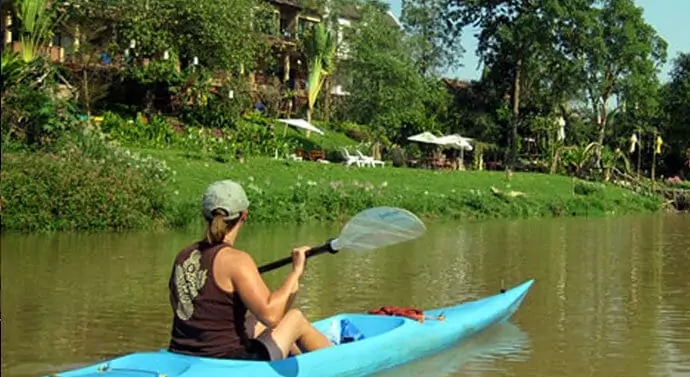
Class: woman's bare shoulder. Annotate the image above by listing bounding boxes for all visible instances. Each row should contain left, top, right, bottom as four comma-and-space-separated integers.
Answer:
216, 246, 257, 271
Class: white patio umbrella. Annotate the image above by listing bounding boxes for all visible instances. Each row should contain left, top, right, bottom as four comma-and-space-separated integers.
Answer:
277, 118, 325, 136
436, 134, 474, 151
406, 132, 447, 168
274, 118, 325, 159
436, 134, 474, 170
407, 131, 446, 145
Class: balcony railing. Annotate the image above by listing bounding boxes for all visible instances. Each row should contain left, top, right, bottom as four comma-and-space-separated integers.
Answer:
252, 73, 307, 94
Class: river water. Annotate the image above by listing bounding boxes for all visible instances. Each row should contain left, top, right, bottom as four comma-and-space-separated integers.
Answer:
1, 214, 689, 377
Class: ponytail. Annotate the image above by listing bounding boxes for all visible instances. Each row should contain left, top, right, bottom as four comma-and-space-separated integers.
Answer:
205, 209, 242, 245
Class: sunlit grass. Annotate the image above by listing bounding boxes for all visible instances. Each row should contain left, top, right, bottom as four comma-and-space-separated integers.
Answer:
137, 148, 663, 225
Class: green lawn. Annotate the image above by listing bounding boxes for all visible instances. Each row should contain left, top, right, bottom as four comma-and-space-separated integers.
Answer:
137, 148, 663, 224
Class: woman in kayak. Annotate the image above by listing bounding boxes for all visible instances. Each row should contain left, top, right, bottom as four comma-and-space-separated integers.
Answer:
168, 179, 333, 361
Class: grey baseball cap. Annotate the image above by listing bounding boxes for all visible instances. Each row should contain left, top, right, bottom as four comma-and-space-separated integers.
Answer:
202, 180, 250, 221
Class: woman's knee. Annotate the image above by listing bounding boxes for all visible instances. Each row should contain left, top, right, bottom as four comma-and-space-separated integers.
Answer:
283, 308, 308, 327
259, 309, 309, 358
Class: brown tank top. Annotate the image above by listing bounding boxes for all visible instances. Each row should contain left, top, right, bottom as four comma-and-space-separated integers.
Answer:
168, 241, 249, 358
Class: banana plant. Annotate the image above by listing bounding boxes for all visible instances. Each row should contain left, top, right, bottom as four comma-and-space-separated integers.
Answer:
302, 23, 336, 135
1, 51, 26, 94
15, 0, 59, 63
553, 142, 599, 178
600, 147, 631, 182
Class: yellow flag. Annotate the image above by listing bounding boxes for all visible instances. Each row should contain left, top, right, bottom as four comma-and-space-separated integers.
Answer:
629, 134, 638, 154
655, 135, 663, 154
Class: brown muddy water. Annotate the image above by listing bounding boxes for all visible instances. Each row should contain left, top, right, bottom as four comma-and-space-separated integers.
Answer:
1, 214, 689, 377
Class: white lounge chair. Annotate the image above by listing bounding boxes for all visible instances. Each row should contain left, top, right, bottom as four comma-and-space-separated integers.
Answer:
356, 150, 384, 167
288, 153, 303, 161
341, 148, 363, 167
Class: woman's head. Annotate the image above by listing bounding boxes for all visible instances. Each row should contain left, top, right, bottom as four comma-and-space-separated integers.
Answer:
201, 180, 250, 244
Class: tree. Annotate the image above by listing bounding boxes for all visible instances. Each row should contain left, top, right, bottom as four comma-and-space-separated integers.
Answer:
58, 1, 121, 116
341, 0, 448, 142
660, 52, 690, 175
572, 0, 667, 162
66, 0, 270, 73
172, 0, 270, 73
444, 0, 572, 168
401, 0, 463, 76
62, 0, 273, 115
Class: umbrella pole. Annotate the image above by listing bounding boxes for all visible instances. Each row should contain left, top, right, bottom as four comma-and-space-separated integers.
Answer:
275, 124, 289, 159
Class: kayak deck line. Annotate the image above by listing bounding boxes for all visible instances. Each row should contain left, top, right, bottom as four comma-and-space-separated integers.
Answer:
49, 279, 535, 377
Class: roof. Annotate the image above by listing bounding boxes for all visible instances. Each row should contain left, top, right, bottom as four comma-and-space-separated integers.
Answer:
339, 3, 361, 20
335, 3, 401, 29
267, 0, 303, 9
442, 78, 472, 90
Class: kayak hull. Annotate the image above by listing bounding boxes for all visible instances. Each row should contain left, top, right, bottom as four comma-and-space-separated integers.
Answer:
50, 279, 534, 377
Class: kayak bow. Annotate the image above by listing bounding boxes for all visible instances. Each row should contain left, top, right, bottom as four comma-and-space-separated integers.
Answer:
49, 279, 534, 377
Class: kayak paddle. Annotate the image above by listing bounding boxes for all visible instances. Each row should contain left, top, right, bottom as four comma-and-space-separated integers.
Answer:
258, 206, 426, 274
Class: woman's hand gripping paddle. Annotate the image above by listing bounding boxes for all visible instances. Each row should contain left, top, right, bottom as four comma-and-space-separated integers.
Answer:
258, 207, 426, 274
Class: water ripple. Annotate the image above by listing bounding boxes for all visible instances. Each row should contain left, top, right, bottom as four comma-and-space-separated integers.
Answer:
2, 214, 690, 377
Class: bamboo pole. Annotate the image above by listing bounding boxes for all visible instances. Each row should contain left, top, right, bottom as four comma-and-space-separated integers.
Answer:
636, 130, 642, 178
651, 130, 657, 190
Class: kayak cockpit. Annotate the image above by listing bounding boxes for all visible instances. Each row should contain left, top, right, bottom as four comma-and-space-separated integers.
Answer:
315, 313, 409, 345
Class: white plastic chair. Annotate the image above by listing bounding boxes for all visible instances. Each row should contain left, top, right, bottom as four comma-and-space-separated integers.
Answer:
341, 148, 362, 167
356, 150, 384, 167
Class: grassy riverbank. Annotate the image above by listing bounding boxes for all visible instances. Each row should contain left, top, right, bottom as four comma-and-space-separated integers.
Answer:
149, 148, 663, 223
1, 145, 664, 232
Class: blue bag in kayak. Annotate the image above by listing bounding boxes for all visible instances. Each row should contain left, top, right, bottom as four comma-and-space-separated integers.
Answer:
324, 318, 365, 345
340, 318, 365, 344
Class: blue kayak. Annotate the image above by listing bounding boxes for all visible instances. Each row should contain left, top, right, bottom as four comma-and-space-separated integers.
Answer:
50, 279, 534, 377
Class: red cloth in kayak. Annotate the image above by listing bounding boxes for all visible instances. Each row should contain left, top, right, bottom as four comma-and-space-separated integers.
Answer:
367, 306, 426, 322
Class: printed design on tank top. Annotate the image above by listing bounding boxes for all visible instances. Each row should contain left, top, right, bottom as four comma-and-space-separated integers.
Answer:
174, 249, 208, 320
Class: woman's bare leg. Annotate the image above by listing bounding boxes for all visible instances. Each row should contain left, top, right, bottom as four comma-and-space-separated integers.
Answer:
256, 309, 332, 359
289, 344, 303, 356
247, 313, 303, 356
294, 319, 332, 351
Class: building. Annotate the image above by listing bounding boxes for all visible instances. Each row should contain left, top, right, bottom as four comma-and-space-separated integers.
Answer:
1, 0, 402, 112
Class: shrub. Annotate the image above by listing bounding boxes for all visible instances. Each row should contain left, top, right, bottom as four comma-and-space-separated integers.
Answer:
97, 110, 366, 164
98, 111, 298, 161
99, 111, 180, 148
2, 83, 80, 149
1, 129, 176, 232
573, 180, 605, 196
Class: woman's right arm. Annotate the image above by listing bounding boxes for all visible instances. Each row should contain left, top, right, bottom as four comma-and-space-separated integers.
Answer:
227, 251, 303, 328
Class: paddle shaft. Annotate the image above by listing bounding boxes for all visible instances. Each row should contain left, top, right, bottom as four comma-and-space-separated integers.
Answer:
258, 239, 338, 274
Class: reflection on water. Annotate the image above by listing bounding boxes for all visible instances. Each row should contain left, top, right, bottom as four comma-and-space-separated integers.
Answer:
1, 213, 689, 377
373, 322, 531, 377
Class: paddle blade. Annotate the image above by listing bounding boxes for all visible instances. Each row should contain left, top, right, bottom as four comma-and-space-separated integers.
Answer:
331, 206, 426, 252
